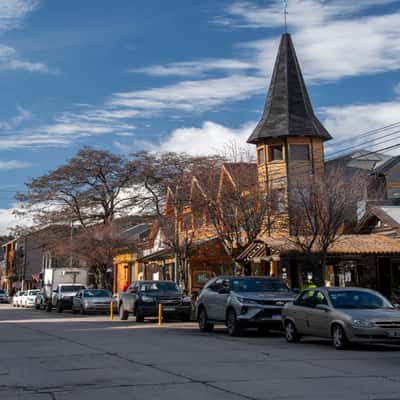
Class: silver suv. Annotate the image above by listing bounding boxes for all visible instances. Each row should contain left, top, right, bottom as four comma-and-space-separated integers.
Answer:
196, 276, 297, 336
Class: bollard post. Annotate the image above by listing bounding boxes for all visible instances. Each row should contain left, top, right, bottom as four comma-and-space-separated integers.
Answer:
158, 303, 162, 326
110, 301, 113, 321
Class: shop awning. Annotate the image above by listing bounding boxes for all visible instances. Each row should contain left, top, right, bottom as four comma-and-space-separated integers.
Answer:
238, 234, 400, 262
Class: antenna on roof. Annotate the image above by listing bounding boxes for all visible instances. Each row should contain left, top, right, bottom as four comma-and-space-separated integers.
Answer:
283, 0, 288, 33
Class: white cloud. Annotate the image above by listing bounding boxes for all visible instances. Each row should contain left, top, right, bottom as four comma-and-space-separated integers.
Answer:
0, 0, 38, 31
109, 75, 266, 113
321, 101, 400, 156
153, 120, 256, 156
0, 159, 31, 170
0, 203, 28, 235
394, 83, 400, 96
131, 58, 254, 77
0, 2, 51, 73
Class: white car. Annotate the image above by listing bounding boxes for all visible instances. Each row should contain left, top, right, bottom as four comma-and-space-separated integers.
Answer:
12, 291, 22, 307
17, 291, 27, 307
24, 290, 40, 308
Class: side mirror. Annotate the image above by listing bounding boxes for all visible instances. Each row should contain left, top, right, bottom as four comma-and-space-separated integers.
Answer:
316, 304, 331, 312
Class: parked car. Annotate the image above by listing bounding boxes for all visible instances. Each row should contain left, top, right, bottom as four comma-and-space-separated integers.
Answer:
48, 284, 86, 312
119, 281, 192, 322
283, 287, 400, 350
23, 289, 40, 308
34, 290, 47, 310
72, 289, 116, 314
16, 291, 27, 307
196, 276, 297, 336
0, 289, 8, 303
12, 291, 21, 307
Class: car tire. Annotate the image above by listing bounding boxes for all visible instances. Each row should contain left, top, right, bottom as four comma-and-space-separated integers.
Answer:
72, 307, 78, 315
198, 308, 214, 332
226, 309, 242, 337
332, 324, 348, 350
135, 307, 144, 323
46, 303, 52, 312
119, 304, 129, 320
35, 303, 40, 310
56, 303, 63, 313
80, 305, 85, 315
285, 320, 301, 343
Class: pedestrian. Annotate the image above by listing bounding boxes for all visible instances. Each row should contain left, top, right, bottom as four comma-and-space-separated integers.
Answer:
122, 281, 129, 292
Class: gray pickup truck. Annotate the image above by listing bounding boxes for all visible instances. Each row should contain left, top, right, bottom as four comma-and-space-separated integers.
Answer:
119, 280, 192, 322
48, 283, 86, 313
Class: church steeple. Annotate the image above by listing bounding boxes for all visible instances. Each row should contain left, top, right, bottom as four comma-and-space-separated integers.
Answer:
247, 33, 331, 144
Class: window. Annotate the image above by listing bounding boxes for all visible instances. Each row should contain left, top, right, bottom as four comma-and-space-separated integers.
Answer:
257, 148, 265, 164
269, 145, 283, 161
296, 290, 328, 308
290, 144, 310, 161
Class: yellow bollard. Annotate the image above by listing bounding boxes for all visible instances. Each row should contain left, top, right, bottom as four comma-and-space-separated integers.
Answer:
158, 303, 162, 326
110, 301, 113, 320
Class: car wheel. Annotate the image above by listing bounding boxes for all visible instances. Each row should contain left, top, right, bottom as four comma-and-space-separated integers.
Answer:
226, 309, 242, 337
72, 306, 78, 315
285, 320, 301, 343
198, 308, 214, 332
56, 303, 63, 313
46, 303, 52, 312
35, 303, 40, 310
135, 307, 144, 323
332, 324, 348, 350
80, 305, 85, 315
119, 304, 129, 320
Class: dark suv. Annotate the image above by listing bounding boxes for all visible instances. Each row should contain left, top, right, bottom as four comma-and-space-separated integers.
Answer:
119, 281, 192, 322
196, 276, 297, 336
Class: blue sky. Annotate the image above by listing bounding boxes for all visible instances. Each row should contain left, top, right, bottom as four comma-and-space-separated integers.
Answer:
1, 0, 400, 232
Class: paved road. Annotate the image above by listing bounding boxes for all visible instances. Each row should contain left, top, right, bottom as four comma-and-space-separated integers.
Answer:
1, 304, 400, 400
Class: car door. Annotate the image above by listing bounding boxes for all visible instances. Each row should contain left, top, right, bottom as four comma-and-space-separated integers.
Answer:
291, 290, 316, 334
205, 279, 225, 321
73, 291, 82, 309
213, 278, 231, 321
306, 290, 332, 338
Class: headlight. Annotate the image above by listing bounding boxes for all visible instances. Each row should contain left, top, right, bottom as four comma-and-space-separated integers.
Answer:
352, 319, 375, 328
141, 296, 154, 303
182, 296, 191, 303
235, 296, 258, 305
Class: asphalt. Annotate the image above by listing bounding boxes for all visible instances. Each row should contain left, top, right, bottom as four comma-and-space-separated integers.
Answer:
1, 304, 400, 399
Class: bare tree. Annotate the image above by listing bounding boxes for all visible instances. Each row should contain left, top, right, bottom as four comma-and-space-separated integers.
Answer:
288, 167, 365, 284
199, 163, 278, 275
16, 146, 139, 229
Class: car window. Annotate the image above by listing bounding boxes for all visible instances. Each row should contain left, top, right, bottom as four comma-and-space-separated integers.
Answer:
209, 278, 230, 293
314, 291, 328, 306
328, 290, 392, 309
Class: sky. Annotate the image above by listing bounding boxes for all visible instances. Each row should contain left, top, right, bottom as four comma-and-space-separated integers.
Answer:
1, 0, 400, 234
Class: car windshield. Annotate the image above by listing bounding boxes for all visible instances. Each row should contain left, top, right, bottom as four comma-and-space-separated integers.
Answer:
83, 289, 110, 298
28, 290, 39, 295
61, 285, 85, 292
0, 290, 5, 294
232, 278, 290, 293
139, 282, 179, 293
329, 290, 393, 309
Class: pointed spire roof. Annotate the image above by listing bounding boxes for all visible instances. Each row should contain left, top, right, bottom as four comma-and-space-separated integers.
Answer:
247, 33, 332, 144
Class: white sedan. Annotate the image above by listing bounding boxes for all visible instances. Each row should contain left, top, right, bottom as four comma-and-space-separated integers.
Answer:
23, 290, 40, 308
12, 291, 23, 307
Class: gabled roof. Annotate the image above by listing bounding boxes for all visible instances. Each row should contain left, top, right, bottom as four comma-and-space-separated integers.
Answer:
247, 33, 332, 144
374, 155, 400, 175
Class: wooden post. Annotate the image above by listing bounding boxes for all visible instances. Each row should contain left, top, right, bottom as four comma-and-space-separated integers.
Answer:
158, 303, 162, 326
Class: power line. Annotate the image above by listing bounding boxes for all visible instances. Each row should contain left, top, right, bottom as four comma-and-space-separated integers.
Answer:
326, 129, 400, 159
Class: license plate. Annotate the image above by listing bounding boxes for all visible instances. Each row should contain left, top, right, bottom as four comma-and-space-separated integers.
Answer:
386, 330, 400, 338
163, 306, 176, 312
272, 315, 282, 320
